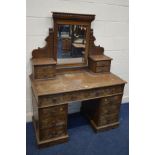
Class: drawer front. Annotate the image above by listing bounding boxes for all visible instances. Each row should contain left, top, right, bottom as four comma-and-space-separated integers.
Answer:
39, 105, 67, 129
98, 113, 119, 126
100, 104, 120, 115
100, 95, 123, 106
39, 85, 124, 107
96, 66, 110, 73
39, 105, 67, 118
34, 65, 56, 79
39, 117, 67, 129
39, 125, 67, 141
39, 118, 56, 129
96, 60, 111, 67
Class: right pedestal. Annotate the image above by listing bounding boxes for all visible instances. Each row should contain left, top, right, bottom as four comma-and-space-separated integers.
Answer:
81, 94, 123, 132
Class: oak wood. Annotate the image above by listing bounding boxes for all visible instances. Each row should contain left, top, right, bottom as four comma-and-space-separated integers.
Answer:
32, 116, 69, 148
89, 55, 113, 61
88, 55, 112, 73
32, 28, 54, 59
29, 12, 127, 147
81, 94, 123, 132
52, 12, 95, 22
53, 17, 91, 66
90, 120, 119, 132
31, 71, 126, 96
32, 65, 56, 79
31, 58, 56, 66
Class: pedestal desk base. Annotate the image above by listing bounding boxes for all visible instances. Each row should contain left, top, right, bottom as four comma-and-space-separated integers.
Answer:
32, 116, 69, 148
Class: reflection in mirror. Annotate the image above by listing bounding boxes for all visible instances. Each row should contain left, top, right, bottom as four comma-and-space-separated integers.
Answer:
57, 24, 87, 64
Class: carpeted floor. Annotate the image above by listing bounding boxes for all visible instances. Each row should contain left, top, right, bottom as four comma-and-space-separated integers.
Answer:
26, 103, 129, 155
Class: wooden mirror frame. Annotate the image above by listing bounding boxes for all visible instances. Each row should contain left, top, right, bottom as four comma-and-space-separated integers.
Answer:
32, 12, 105, 70
53, 12, 95, 67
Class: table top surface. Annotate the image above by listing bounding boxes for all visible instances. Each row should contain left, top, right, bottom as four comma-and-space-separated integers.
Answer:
31, 70, 126, 96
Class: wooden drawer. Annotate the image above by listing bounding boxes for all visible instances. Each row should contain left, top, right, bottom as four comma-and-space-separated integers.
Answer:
39, 105, 67, 119
34, 64, 56, 79
39, 85, 124, 107
100, 104, 120, 115
96, 60, 111, 67
88, 56, 111, 73
40, 117, 67, 129
40, 119, 56, 129
96, 66, 110, 73
98, 113, 119, 126
39, 105, 67, 129
32, 93, 39, 131
100, 95, 123, 106
39, 124, 67, 141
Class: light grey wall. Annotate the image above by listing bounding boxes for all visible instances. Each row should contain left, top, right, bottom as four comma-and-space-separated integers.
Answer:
26, 0, 129, 122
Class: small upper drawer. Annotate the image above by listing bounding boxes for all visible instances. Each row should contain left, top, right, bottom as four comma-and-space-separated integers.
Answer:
96, 66, 110, 73
96, 60, 111, 67
34, 65, 56, 79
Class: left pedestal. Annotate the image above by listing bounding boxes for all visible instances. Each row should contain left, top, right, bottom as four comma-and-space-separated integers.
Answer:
32, 92, 69, 148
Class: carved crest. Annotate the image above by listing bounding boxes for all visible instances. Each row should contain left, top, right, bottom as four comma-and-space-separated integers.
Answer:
32, 28, 54, 59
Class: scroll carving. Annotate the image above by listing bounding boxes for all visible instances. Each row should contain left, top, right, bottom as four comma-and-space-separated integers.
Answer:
32, 28, 54, 59
89, 29, 104, 55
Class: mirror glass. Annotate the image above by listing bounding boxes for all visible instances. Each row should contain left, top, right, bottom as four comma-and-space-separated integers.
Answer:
57, 24, 87, 64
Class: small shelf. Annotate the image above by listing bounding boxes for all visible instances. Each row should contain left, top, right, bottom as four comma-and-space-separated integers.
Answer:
89, 55, 113, 62
31, 58, 57, 66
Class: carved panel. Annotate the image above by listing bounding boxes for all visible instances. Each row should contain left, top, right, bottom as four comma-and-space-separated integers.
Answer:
89, 29, 104, 55
88, 57, 111, 73
95, 66, 110, 72
32, 28, 54, 59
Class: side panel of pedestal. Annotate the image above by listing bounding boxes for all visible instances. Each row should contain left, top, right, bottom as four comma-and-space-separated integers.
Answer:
32, 91, 68, 147
81, 93, 124, 132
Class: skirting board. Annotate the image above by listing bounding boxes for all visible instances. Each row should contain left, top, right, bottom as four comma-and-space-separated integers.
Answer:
26, 96, 129, 122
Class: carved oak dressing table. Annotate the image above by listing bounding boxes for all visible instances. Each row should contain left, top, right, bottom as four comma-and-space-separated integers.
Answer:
30, 12, 126, 147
